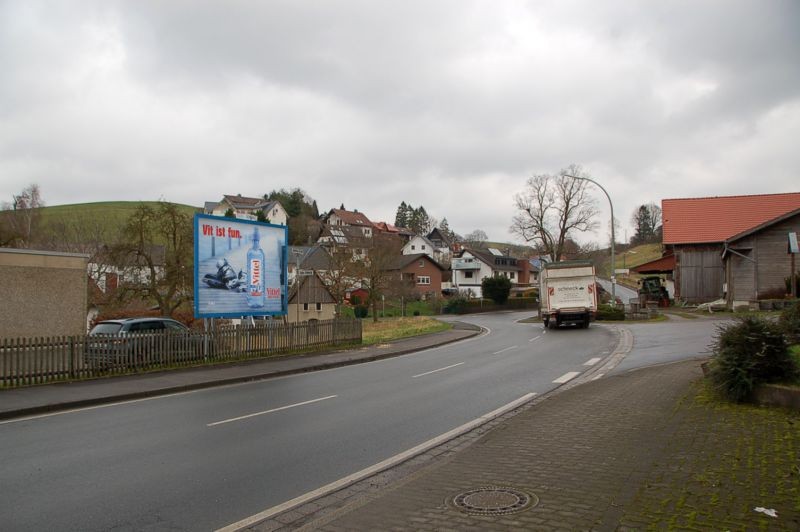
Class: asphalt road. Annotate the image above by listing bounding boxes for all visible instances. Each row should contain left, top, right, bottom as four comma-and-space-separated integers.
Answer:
2, 311, 617, 532
610, 316, 728, 375
597, 277, 638, 303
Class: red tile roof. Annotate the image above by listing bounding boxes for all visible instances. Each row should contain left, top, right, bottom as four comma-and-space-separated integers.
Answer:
329, 208, 373, 227
632, 254, 675, 274
662, 192, 800, 244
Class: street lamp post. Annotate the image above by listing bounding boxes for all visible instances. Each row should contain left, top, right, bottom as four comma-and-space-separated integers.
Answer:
564, 174, 616, 303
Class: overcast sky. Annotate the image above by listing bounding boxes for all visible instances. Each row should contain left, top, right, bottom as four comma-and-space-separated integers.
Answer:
1, 0, 798, 244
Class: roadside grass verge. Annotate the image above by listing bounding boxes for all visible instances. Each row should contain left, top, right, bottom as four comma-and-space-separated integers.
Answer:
362, 317, 451, 345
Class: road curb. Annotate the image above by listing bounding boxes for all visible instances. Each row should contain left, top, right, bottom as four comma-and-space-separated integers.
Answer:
227, 321, 633, 530
0, 328, 483, 422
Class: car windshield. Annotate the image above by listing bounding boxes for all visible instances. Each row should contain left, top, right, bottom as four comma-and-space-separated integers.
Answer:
90, 323, 123, 335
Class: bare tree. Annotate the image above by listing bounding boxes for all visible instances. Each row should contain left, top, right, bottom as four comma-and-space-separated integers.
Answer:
510, 164, 599, 262
1, 184, 44, 248
464, 229, 488, 243
354, 233, 403, 322
113, 202, 194, 316
316, 246, 361, 317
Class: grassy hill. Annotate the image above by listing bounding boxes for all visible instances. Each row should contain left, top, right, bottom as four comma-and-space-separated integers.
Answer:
593, 242, 664, 285
38, 201, 198, 238
40, 201, 199, 228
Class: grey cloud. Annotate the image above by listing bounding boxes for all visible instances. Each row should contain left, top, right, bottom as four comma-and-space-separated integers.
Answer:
1, 0, 798, 243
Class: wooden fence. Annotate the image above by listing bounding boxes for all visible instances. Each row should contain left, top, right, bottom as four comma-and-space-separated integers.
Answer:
0, 319, 362, 388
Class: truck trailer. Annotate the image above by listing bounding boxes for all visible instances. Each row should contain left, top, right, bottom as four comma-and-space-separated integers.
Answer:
539, 260, 598, 329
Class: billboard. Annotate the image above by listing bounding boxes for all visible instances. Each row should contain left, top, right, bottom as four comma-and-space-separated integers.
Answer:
194, 214, 288, 318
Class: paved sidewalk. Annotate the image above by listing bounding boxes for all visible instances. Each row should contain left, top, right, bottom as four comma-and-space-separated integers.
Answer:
256, 360, 800, 531
0, 324, 481, 420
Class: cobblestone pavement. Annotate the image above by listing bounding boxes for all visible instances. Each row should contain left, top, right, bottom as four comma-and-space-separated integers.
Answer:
253, 360, 800, 531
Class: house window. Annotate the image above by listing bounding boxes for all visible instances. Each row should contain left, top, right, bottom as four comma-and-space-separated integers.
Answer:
411, 245, 415, 250
418, 276, 431, 285
316, 302, 322, 311
510, 272, 516, 279
303, 303, 309, 311
419, 260, 424, 267
422, 245, 426, 250
465, 271, 473, 279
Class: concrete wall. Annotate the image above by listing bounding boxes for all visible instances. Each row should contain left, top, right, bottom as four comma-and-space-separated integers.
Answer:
0, 249, 89, 339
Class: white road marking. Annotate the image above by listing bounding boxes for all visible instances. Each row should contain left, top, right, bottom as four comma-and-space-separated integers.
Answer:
492, 346, 518, 355
553, 371, 581, 384
592, 373, 605, 381
215, 391, 538, 532
583, 357, 602, 366
529, 336, 542, 343
412, 362, 464, 379
207, 395, 338, 427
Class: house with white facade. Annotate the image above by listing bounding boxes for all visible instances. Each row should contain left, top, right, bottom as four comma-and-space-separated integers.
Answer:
204, 194, 288, 226
451, 248, 532, 298
402, 235, 435, 257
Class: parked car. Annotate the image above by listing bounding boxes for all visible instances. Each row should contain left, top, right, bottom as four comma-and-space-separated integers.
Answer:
85, 317, 201, 368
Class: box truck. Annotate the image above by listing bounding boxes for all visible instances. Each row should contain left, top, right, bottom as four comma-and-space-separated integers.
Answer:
539, 260, 598, 329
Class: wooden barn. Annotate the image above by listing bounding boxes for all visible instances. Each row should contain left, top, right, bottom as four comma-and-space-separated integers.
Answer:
662, 193, 800, 305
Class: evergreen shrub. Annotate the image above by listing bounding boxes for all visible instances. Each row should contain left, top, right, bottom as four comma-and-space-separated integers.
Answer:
709, 316, 799, 402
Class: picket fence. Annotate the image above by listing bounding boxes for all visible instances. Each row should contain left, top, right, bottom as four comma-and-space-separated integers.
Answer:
0, 319, 362, 388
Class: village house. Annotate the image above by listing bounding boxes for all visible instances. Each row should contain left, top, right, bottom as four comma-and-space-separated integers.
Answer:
387, 253, 445, 300
660, 192, 800, 305
286, 272, 337, 323
204, 194, 288, 226
450, 248, 532, 298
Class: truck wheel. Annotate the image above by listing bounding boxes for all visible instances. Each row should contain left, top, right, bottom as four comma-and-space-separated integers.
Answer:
582, 318, 590, 329
543, 317, 549, 329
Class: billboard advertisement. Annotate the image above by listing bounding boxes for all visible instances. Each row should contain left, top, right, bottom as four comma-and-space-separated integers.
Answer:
194, 214, 287, 318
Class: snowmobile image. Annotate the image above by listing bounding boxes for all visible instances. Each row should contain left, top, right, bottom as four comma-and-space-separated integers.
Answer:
203, 259, 246, 292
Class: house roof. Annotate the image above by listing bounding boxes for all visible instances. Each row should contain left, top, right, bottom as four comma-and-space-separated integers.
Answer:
631, 254, 676, 274
300, 246, 333, 270
223, 194, 265, 208
288, 273, 336, 304
427, 227, 451, 246
662, 192, 800, 245
319, 224, 372, 246
726, 206, 800, 244
389, 253, 445, 271
466, 248, 521, 272
328, 208, 373, 227
372, 222, 416, 238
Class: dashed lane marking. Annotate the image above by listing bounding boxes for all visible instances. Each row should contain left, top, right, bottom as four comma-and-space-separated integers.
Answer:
552, 371, 581, 384
412, 362, 464, 379
215, 392, 537, 532
492, 346, 518, 355
207, 395, 338, 427
529, 336, 542, 342
583, 357, 602, 366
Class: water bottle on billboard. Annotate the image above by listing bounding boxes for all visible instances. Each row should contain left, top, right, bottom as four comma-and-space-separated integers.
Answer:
247, 228, 266, 308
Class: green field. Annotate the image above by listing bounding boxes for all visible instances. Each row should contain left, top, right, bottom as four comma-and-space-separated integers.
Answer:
35, 201, 200, 241
41, 201, 199, 225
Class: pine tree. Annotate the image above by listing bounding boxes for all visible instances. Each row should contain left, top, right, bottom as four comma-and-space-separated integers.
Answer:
395, 201, 409, 227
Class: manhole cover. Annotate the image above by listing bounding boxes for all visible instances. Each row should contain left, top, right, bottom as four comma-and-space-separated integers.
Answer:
449, 486, 538, 516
